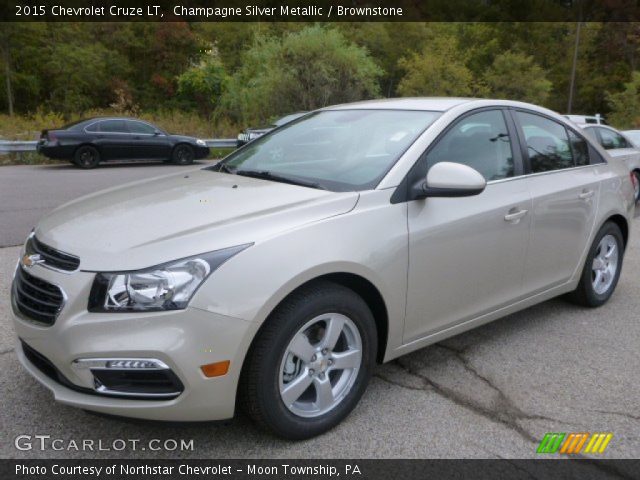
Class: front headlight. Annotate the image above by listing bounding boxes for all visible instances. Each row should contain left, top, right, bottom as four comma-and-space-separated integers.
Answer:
88, 244, 251, 312
196, 139, 207, 147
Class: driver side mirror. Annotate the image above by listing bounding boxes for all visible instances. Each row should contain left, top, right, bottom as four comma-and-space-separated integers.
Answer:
411, 162, 486, 199
154, 130, 163, 136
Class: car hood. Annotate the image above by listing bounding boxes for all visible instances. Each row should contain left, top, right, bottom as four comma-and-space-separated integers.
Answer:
35, 169, 359, 271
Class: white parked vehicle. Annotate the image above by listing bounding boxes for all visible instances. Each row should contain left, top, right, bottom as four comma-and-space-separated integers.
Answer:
565, 114, 607, 125
581, 124, 640, 201
11, 98, 636, 439
622, 129, 640, 148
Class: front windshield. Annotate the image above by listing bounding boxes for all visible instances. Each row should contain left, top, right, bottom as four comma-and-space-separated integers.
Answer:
215, 109, 441, 191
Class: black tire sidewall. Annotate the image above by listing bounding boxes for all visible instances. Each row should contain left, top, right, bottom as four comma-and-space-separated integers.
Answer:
580, 222, 624, 306
172, 145, 194, 165
251, 285, 377, 439
74, 146, 100, 168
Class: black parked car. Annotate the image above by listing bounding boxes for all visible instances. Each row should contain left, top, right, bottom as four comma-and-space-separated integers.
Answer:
236, 112, 307, 147
37, 117, 210, 169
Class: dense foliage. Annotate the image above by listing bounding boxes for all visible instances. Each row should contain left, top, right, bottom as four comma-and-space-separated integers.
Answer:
2, 21, 640, 134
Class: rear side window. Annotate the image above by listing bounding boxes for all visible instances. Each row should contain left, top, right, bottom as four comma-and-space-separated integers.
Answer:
597, 128, 629, 149
97, 120, 127, 133
127, 121, 156, 134
425, 110, 515, 181
516, 111, 574, 173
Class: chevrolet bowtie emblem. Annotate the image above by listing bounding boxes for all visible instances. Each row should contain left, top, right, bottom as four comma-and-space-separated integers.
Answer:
22, 253, 44, 267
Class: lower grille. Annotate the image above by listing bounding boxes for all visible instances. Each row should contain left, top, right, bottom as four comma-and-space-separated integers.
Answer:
20, 341, 182, 400
12, 268, 65, 325
21, 341, 94, 395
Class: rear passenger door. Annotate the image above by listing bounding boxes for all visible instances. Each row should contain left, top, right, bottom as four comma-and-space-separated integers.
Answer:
513, 110, 600, 295
90, 120, 131, 160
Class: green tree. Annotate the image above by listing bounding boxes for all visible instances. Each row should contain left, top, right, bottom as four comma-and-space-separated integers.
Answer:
177, 51, 229, 116
396, 34, 475, 97
607, 71, 640, 128
483, 51, 552, 104
221, 26, 381, 125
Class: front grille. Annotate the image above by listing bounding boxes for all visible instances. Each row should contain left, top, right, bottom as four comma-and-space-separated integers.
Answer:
27, 235, 80, 272
12, 268, 65, 325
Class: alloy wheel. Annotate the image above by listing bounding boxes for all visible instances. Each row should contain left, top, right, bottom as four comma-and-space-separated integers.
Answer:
279, 313, 362, 418
591, 234, 619, 295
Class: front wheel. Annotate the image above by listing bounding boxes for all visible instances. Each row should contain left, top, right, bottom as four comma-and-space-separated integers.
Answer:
171, 144, 194, 165
239, 281, 377, 439
567, 221, 624, 307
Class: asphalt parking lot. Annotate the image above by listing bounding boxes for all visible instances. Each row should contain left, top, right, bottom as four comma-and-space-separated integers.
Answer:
0, 164, 639, 460
0, 161, 216, 247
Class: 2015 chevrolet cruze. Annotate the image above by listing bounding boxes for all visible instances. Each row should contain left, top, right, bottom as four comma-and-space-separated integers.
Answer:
11, 98, 635, 439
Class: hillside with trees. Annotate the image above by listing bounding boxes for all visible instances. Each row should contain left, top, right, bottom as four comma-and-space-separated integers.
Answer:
2, 21, 640, 141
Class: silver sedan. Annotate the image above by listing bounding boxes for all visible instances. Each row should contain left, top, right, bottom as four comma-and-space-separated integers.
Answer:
11, 98, 636, 440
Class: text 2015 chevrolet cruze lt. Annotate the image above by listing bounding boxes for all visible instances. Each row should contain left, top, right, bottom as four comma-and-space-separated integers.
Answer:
11, 99, 635, 439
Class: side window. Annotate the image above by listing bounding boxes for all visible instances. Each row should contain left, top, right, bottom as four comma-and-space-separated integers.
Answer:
426, 110, 515, 181
99, 120, 128, 133
516, 111, 573, 173
568, 130, 590, 166
598, 128, 629, 149
128, 121, 156, 135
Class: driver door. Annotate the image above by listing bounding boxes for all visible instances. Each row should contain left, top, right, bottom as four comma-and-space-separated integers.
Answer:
403, 109, 532, 343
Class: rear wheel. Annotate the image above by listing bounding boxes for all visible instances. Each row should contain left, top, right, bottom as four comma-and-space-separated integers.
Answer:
73, 145, 100, 169
171, 144, 194, 165
239, 281, 377, 439
567, 221, 624, 307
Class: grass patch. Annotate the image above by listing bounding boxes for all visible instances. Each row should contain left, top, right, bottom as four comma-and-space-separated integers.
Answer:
0, 152, 67, 166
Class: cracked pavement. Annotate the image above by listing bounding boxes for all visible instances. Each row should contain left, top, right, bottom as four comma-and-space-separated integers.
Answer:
0, 165, 639, 459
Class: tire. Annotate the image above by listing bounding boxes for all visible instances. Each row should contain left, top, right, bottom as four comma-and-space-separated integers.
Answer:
567, 221, 624, 307
239, 281, 377, 440
171, 144, 195, 165
73, 145, 100, 169
633, 170, 640, 202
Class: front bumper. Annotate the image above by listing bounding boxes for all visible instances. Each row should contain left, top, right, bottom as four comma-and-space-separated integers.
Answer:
194, 146, 210, 159
11, 263, 257, 421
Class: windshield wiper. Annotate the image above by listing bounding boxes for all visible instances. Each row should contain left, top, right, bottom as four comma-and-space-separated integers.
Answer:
235, 169, 326, 190
212, 161, 235, 174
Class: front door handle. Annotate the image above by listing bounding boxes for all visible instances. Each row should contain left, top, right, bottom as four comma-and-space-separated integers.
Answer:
504, 208, 528, 222
579, 189, 595, 199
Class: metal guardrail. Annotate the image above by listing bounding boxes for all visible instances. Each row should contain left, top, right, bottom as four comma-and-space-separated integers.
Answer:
0, 139, 237, 153
0, 140, 37, 152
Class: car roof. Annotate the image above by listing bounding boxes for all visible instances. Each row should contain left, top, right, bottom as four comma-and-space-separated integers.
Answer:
322, 98, 565, 116
324, 97, 477, 112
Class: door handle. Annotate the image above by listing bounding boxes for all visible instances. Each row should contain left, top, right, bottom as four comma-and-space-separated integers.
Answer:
579, 190, 595, 199
504, 208, 528, 222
